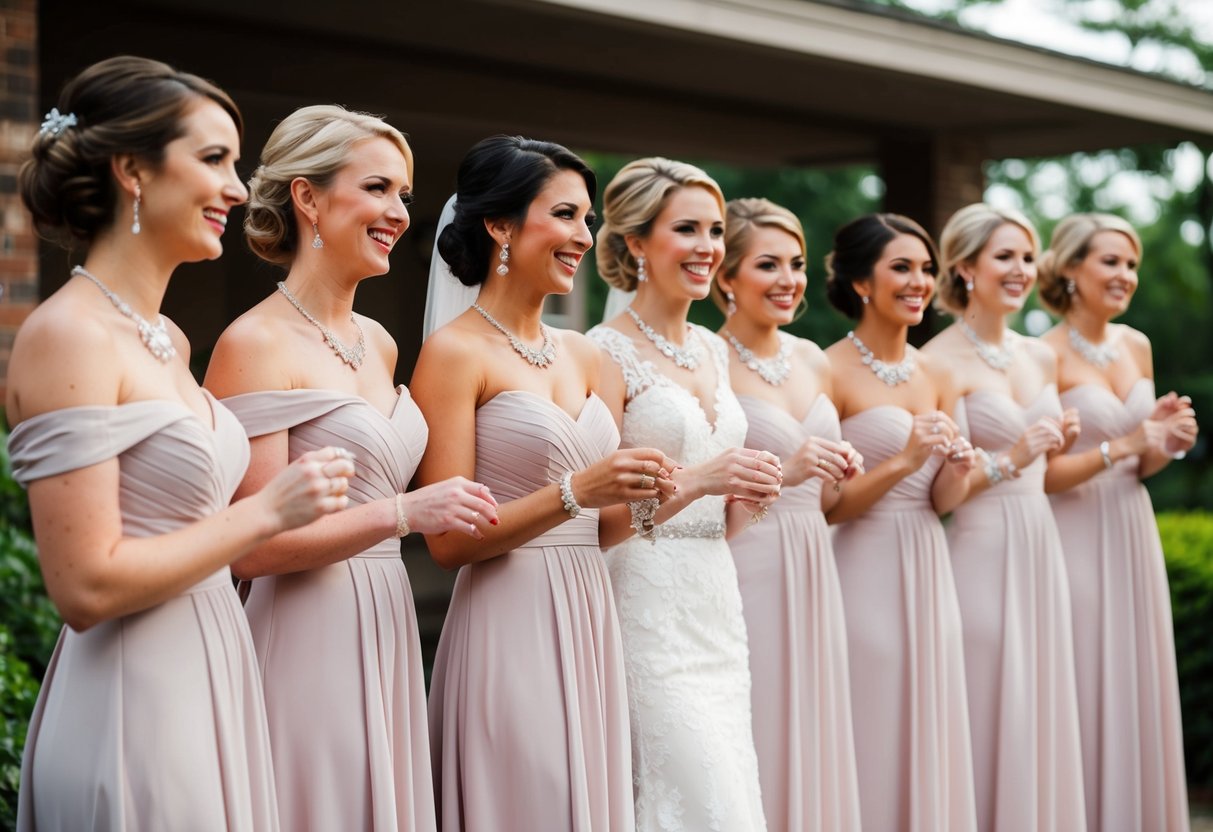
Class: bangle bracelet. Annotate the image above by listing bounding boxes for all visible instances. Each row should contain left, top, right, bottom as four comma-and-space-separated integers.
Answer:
394, 493, 410, 538
559, 471, 581, 519
977, 448, 1003, 485
1000, 454, 1020, 480
1099, 440, 1114, 470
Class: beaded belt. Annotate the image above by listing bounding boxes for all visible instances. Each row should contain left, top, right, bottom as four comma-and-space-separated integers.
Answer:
652, 518, 726, 540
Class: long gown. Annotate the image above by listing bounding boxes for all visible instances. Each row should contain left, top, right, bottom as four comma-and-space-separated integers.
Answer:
1050, 378, 1190, 832
948, 387, 1087, 832
428, 391, 634, 832
730, 392, 863, 832
589, 324, 767, 832
833, 406, 977, 832
8, 394, 279, 831
221, 386, 435, 832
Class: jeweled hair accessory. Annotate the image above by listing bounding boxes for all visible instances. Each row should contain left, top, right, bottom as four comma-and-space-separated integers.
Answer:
39, 108, 78, 137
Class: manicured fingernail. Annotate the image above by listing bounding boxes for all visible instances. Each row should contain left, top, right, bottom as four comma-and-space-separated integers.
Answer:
490, 518, 499, 525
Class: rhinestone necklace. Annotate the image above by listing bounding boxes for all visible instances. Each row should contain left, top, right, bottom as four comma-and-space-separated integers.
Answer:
72, 266, 176, 363
277, 281, 365, 369
847, 330, 915, 386
960, 320, 1014, 371
1068, 325, 1119, 368
472, 303, 556, 368
625, 307, 702, 370
723, 328, 792, 386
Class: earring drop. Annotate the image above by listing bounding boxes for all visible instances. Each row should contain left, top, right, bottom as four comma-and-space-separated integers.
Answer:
636, 255, 647, 283
725, 291, 736, 317
497, 242, 510, 276
131, 183, 142, 235
1065, 278, 1075, 295
861, 295, 870, 305
965, 280, 974, 292
311, 221, 324, 249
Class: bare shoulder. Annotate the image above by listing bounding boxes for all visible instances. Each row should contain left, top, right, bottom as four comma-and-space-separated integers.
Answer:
203, 304, 296, 396
1116, 323, 1153, 375
6, 291, 122, 421
1020, 335, 1059, 373
160, 315, 192, 364
919, 321, 960, 357
357, 313, 398, 373
793, 334, 830, 370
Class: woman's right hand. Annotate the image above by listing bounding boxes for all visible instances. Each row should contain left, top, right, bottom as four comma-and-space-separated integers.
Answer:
901, 411, 956, 470
258, 446, 357, 534
783, 437, 857, 489
571, 447, 679, 509
1117, 418, 1169, 458
399, 477, 500, 540
1009, 416, 1066, 469
682, 448, 783, 503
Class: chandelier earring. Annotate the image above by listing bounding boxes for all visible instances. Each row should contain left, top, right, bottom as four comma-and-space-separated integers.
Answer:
131, 183, 142, 235
636, 254, 647, 283
311, 221, 324, 249
497, 242, 510, 276
725, 291, 737, 317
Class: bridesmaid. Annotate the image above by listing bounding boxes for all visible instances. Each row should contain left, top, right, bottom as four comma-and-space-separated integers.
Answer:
823, 213, 978, 832
921, 203, 1087, 832
714, 197, 864, 832
204, 106, 499, 831
7, 57, 352, 830
411, 136, 677, 832
1039, 213, 1197, 832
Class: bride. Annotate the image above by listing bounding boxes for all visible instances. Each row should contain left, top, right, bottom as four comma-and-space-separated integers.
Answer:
589, 158, 781, 832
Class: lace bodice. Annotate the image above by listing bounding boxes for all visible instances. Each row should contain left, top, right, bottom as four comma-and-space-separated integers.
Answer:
589, 324, 748, 534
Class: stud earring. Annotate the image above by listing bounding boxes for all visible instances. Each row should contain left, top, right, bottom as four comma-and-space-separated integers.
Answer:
131, 183, 142, 235
497, 242, 510, 276
861, 295, 870, 305
725, 291, 736, 317
636, 255, 647, 283
965, 279, 975, 292
311, 221, 324, 249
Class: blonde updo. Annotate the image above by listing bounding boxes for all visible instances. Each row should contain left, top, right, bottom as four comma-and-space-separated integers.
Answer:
244, 105, 412, 266
936, 203, 1039, 315
596, 157, 725, 292
1037, 213, 1141, 314
712, 197, 806, 313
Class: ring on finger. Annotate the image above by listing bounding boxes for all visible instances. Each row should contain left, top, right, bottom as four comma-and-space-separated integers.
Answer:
640, 474, 655, 490
472, 511, 480, 522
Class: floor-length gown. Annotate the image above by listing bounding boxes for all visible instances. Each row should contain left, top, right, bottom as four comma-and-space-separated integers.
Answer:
730, 393, 862, 832
1051, 378, 1189, 832
833, 406, 977, 832
589, 325, 767, 832
428, 391, 634, 832
9, 394, 278, 831
222, 386, 435, 832
947, 387, 1087, 832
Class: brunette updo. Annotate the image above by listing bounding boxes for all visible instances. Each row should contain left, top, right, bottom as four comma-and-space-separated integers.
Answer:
936, 203, 1039, 315
244, 105, 412, 266
596, 158, 725, 292
1037, 212, 1141, 315
712, 197, 806, 313
437, 136, 596, 287
19, 55, 242, 246
825, 213, 937, 319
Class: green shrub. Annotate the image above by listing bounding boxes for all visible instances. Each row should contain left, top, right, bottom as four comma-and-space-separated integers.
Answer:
0, 625, 39, 831
1159, 510, 1213, 794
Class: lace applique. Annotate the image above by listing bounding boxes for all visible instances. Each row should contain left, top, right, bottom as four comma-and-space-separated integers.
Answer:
588, 325, 660, 401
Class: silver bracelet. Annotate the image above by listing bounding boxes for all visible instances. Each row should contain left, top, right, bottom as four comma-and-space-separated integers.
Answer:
977, 448, 1003, 485
629, 497, 659, 542
1099, 440, 1114, 470
559, 471, 581, 519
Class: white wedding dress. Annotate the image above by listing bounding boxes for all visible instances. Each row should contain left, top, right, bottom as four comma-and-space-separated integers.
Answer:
589, 323, 767, 832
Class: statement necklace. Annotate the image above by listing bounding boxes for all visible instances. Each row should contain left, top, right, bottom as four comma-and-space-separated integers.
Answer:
1068, 325, 1119, 368
626, 307, 702, 369
72, 266, 176, 363
472, 303, 556, 368
277, 281, 366, 369
723, 328, 792, 386
847, 330, 915, 386
960, 320, 1014, 371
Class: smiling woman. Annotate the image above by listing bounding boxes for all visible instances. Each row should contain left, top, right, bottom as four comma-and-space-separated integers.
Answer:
7, 56, 353, 830
203, 105, 500, 831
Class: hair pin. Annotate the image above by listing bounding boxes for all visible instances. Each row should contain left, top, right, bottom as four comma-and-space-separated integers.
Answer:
39, 108, 78, 137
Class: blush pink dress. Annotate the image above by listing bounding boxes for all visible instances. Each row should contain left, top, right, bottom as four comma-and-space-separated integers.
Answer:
730, 393, 862, 832
1051, 378, 1189, 832
221, 387, 436, 832
9, 394, 278, 832
833, 406, 977, 832
948, 387, 1087, 832
428, 391, 634, 832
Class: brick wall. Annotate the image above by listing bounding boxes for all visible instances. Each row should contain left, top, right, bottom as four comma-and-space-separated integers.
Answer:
0, 1, 37, 410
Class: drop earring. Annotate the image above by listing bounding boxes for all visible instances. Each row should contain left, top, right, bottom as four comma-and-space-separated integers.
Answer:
725, 291, 736, 317
965, 279, 975, 292
861, 295, 870, 305
311, 221, 324, 249
636, 255, 647, 283
497, 242, 510, 276
131, 183, 142, 235
1065, 278, 1075, 295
